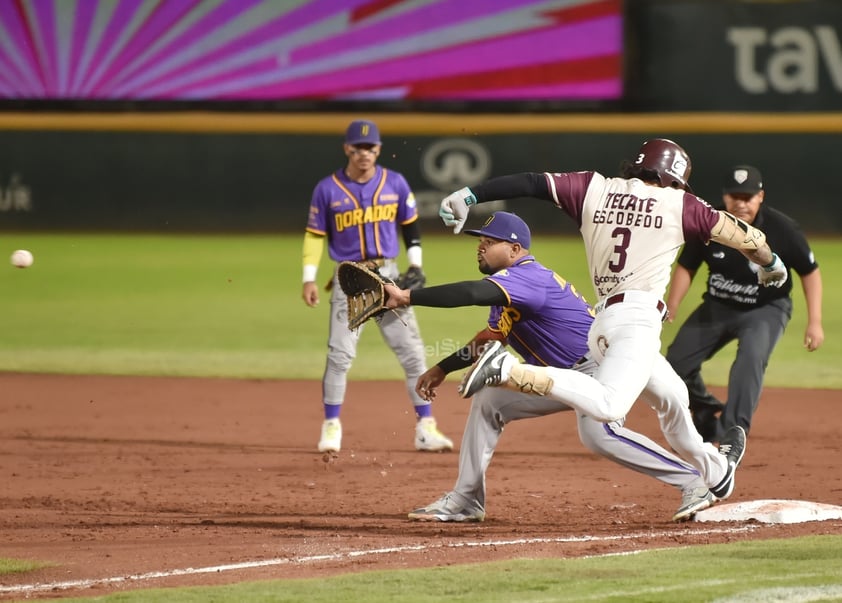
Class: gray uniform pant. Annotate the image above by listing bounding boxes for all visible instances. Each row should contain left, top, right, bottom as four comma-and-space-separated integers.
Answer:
666, 297, 791, 439
452, 357, 703, 511
323, 260, 428, 410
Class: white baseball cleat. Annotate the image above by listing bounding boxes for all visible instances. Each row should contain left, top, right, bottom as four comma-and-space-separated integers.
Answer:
317, 418, 342, 453
414, 417, 453, 452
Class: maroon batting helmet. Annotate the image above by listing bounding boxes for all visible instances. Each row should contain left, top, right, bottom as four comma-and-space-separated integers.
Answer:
632, 138, 692, 191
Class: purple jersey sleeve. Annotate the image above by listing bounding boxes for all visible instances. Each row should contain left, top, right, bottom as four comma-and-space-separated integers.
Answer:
392, 171, 419, 225
306, 178, 331, 235
543, 171, 596, 227
485, 257, 592, 368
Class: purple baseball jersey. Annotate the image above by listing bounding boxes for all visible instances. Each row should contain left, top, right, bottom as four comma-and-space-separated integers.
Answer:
306, 166, 418, 262
486, 256, 593, 368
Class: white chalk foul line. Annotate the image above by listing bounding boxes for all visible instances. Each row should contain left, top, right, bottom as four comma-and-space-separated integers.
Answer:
0, 525, 757, 595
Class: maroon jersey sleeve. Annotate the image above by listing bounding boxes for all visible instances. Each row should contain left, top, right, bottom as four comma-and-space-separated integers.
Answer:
681, 192, 721, 242
544, 171, 595, 228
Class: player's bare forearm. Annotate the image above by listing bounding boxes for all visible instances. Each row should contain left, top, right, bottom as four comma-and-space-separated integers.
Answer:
801, 268, 824, 351
416, 366, 446, 401
666, 264, 694, 322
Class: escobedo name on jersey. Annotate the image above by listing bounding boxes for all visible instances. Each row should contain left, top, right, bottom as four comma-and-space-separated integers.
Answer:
592, 191, 664, 228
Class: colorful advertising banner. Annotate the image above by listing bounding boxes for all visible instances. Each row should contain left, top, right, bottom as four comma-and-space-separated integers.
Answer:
0, 0, 622, 104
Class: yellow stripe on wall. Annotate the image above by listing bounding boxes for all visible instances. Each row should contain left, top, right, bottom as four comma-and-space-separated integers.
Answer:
1, 112, 842, 134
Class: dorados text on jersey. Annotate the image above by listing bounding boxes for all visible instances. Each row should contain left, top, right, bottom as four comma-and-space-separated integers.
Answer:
334, 203, 398, 231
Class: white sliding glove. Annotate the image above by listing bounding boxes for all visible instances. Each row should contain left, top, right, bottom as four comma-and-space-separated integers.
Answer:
439, 187, 477, 234
757, 253, 788, 288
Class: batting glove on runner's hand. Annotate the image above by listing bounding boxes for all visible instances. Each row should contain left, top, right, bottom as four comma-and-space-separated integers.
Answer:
439, 187, 477, 233
757, 253, 788, 288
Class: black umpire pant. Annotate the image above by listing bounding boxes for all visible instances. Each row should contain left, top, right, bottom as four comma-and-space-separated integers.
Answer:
666, 297, 792, 441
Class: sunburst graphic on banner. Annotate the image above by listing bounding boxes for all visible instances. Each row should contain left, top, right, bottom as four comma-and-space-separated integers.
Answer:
0, 0, 622, 100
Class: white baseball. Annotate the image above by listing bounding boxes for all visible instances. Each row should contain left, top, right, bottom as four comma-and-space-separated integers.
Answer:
10, 249, 34, 268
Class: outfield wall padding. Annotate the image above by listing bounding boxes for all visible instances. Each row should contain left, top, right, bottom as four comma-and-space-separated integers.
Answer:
1, 114, 839, 233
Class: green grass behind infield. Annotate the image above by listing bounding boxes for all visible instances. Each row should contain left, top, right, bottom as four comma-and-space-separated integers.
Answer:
0, 558, 46, 575
1, 233, 840, 387
22, 535, 842, 603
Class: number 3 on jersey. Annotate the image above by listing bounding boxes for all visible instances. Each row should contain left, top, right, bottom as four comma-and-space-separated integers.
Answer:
609, 227, 631, 272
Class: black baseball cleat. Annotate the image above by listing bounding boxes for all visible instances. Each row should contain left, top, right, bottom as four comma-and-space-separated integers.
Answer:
709, 426, 747, 500
719, 425, 747, 468
458, 341, 508, 399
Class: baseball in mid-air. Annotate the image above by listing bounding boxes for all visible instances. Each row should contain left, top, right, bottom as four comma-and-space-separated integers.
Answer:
10, 249, 34, 268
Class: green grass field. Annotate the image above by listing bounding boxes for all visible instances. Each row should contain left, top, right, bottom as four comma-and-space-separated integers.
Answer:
1, 233, 839, 387
3, 536, 841, 602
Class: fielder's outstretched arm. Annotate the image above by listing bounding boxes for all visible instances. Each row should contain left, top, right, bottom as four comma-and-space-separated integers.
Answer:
470, 173, 551, 202
385, 279, 505, 309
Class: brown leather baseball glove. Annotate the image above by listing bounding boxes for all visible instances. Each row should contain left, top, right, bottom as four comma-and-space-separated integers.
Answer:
336, 261, 394, 330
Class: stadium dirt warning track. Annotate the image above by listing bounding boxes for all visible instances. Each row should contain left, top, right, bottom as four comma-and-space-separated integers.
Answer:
0, 374, 840, 599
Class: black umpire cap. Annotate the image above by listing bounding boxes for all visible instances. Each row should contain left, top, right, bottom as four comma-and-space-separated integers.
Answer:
723, 165, 764, 195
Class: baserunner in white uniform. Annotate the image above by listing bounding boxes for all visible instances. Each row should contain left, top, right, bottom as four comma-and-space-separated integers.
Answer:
438, 139, 789, 503
382, 211, 719, 522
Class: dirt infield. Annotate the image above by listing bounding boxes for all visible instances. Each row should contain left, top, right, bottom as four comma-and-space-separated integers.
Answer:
1, 374, 840, 600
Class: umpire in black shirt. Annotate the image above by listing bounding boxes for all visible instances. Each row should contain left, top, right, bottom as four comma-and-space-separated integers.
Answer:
665, 165, 824, 443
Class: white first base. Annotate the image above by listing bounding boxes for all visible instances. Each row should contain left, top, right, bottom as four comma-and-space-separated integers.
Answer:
695, 499, 842, 524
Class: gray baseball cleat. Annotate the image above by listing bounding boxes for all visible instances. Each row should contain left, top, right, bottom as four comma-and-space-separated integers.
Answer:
710, 425, 747, 500
458, 341, 509, 399
408, 492, 485, 522
672, 487, 716, 522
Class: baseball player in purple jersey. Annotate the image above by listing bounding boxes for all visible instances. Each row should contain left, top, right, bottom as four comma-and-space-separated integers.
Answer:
301, 119, 452, 454
382, 211, 717, 522
438, 139, 789, 506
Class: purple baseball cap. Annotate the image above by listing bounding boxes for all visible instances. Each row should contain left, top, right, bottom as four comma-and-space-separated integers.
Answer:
345, 120, 381, 145
464, 211, 531, 248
